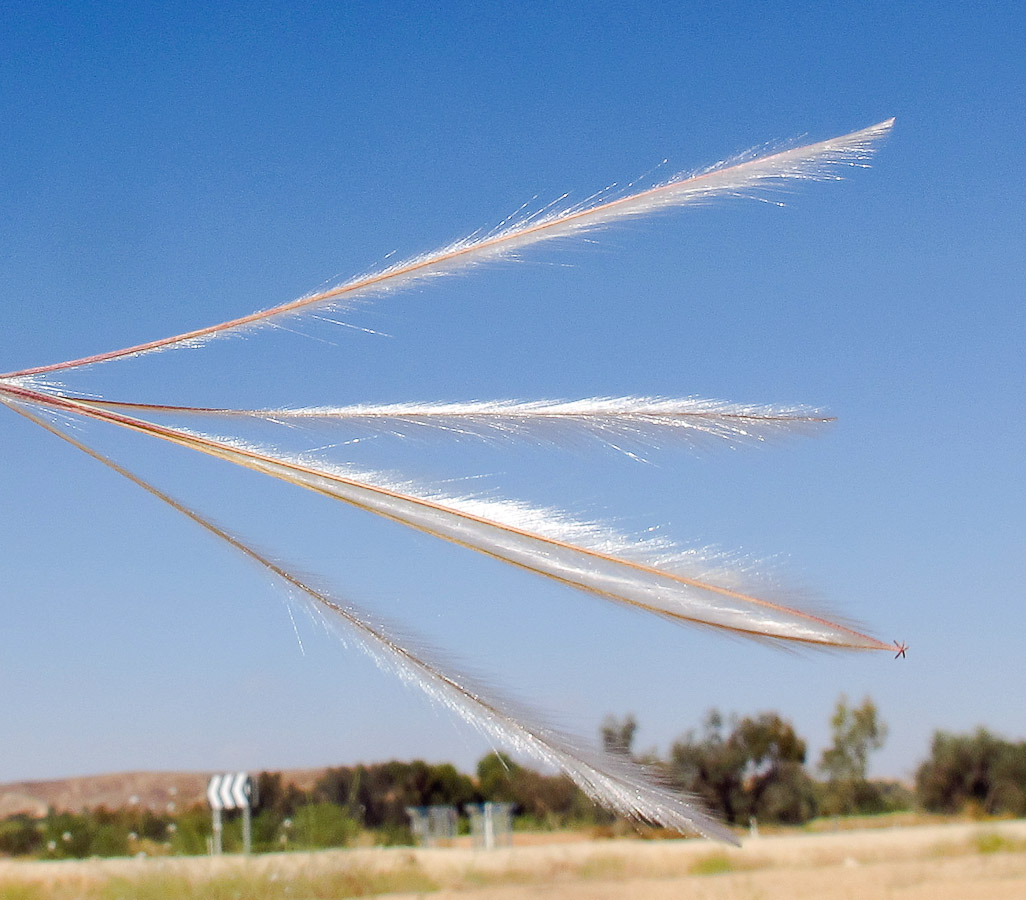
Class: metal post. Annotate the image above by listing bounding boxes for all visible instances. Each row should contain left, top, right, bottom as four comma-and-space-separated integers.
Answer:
483, 802, 495, 850
242, 802, 252, 855
211, 807, 223, 855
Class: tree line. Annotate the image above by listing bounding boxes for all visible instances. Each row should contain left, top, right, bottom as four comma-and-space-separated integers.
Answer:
2, 697, 1024, 858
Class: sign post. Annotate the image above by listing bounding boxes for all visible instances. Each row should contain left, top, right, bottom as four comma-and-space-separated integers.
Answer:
206, 772, 256, 854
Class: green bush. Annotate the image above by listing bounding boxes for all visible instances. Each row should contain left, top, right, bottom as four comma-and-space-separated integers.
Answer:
290, 802, 360, 849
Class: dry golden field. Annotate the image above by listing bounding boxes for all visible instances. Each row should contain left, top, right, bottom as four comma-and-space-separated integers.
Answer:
1, 819, 1025, 899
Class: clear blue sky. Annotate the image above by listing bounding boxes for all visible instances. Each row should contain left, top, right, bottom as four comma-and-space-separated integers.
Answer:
1, 1, 1023, 785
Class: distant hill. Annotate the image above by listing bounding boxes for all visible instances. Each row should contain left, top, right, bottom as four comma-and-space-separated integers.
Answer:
0, 767, 329, 818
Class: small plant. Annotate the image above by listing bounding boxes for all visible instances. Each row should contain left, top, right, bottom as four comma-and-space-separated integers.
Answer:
690, 853, 736, 875
973, 831, 1024, 855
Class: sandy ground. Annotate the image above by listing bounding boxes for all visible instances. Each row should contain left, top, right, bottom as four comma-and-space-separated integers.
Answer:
391, 855, 1026, 900
2, 819, 1025, 898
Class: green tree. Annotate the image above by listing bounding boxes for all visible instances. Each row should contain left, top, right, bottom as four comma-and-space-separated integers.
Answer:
257, 770, 307, 818
313, 766, 363, 820
916, 729, 1026, 816
819, 695, 888, 815
477, 752, 520, 802
731, 713, 815, 824
476, 752, 599, 828
600, 714, 637, 757
669, 710, 740, 822
669, 709, 816, 825
317, 760, 476, 831
0, 816, 44, 857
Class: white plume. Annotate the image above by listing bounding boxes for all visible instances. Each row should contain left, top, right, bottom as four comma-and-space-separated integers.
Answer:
2, 382, 888, 651
62, 395, 835, 450
1, 119, 893, 380
2, 395, 736, 843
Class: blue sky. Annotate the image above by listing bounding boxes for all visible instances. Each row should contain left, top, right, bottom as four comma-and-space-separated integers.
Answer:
1, 1, 1023, 786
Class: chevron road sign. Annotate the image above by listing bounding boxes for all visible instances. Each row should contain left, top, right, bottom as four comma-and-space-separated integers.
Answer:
206, 772, 256, 854
207, 772, 253, 811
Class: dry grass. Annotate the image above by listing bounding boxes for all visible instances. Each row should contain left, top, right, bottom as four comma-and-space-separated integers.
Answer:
2, 819, 1026, 900
0, 860, 439, 900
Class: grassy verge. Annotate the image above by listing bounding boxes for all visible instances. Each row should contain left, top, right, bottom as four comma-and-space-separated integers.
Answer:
0, 865, 438, 900
4, 821, 1026, 899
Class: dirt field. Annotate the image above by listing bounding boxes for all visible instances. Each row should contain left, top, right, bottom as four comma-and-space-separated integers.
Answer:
2, 819, 1025, 899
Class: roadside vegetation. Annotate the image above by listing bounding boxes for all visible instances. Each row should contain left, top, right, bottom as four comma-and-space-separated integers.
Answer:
1, 697, 1023, 860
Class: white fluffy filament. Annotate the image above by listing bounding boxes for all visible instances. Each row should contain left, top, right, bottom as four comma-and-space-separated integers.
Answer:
59, 395, 835, 449
3, 396, 736, 843
0, 382, 888, 651
0, 119, 893, 380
